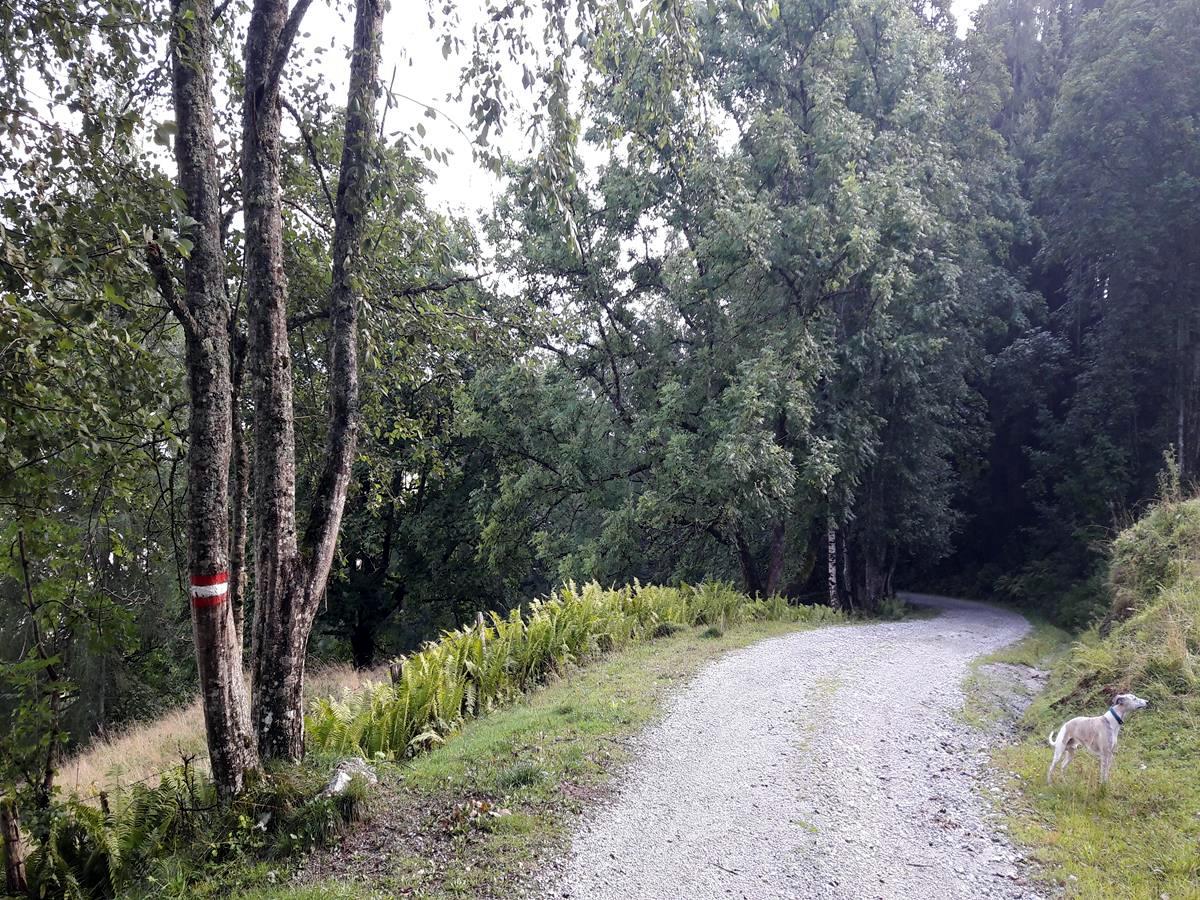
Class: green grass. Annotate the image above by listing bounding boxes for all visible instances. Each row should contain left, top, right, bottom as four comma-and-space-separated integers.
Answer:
995, 694, 1200, 899
972, 497, 1200, 899
218, 618, 821, 899
970, 651, 1200, 898
987, 618, 1074, 669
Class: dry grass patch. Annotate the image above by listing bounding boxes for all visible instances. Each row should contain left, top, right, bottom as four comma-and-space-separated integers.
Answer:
60, 664, 381, 798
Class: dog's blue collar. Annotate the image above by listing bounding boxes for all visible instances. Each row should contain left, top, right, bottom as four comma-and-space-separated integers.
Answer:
1107, 706, 1124, 726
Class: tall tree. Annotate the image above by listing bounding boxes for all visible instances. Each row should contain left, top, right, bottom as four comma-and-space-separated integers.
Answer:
239, 0, 385, 761
168, 0, 258, 797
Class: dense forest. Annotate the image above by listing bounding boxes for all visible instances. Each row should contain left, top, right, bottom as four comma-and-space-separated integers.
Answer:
1, 0, 1198, 885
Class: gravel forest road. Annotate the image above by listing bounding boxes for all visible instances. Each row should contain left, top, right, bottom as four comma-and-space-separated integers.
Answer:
540, 594, 1047, 900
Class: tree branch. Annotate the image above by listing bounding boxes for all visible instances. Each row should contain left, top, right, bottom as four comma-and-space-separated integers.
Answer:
281, 98, 337, 219
391, 272, 489, 300
145, 241, 200, 339
302, 0, 384, 613
267, 0, 315, 97
287, 308, 329, 330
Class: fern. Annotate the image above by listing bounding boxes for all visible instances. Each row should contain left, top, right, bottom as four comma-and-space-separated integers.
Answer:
306, 579, 838, 761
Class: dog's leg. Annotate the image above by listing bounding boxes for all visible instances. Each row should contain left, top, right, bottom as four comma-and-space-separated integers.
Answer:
1058, 744, 1075, 779
1100, 751, 1112, 784
1047, 740, 1064, 784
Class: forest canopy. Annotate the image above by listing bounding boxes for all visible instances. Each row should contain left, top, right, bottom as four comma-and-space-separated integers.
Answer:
1, 0, 1198, 851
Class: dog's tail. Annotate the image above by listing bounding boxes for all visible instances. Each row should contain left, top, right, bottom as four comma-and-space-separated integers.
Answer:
1047, 728, 1059, 747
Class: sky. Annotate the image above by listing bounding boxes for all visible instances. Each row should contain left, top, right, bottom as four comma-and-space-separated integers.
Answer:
303, 0, 987, 220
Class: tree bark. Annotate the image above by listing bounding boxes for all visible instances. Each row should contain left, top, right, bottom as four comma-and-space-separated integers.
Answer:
169, 0, 257, 798
826, 517, 839, 608
249, 0, 384, 761
839, 526, 852, 611
244, 0, 308, 762
230, 333, 250, 646
735, 529, 763, 597
763, 520, 786, 597
1, 796, 27, 895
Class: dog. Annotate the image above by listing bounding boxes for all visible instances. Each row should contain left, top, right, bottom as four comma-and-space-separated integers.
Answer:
1047, 692, 1149, 785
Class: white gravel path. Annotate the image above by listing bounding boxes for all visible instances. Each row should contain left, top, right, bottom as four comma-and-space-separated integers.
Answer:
540, 594, 1046, 900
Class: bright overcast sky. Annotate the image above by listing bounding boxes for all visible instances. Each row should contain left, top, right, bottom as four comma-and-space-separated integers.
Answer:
303, 0, 987, 220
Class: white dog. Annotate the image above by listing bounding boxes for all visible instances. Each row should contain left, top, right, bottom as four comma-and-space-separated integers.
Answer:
1047, 692, 1149, 784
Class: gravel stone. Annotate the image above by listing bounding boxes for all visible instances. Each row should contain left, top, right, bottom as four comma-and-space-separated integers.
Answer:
539, 593, 1046, 899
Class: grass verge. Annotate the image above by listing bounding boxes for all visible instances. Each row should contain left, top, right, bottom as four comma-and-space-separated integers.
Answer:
958, 617, 1069, 730
962, 493, 1200, 900
198, 618, 821, 899
989, 644, 1200, 899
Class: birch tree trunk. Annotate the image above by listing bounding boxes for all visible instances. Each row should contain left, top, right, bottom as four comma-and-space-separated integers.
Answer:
168, 0, 257, 797
826, 518, 839, 608
247, 0, 384, 761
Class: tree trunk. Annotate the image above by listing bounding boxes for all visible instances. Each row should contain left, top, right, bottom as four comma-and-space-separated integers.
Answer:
735, 530, 763, 597
244, 0, 308, 762
229, 334, 250, 646
826, 518, 839, 608
349, 618, 376, 669
838, 527, 854, 612
1, 796, 27, 895
16, 529, 59, 810
845, 532, 891, 612
169, 0, 258, 798
1178, 317, 1187, 480
249, 0, 384, 761
763, 520, 786, 597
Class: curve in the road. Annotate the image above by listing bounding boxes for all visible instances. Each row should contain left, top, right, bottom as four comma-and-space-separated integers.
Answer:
540, 594, 1044, 900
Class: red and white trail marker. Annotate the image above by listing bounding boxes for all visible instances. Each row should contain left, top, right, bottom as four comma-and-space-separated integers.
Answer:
190, 571, 229, 608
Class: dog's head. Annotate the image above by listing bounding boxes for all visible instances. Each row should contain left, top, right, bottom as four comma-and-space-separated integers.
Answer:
1112, 692, 1149, 716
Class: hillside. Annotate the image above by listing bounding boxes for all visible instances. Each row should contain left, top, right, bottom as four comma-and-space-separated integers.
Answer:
989, 497, 1200, 897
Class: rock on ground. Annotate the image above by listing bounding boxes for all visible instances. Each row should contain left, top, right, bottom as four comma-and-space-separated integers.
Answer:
539, 594, 1046, 900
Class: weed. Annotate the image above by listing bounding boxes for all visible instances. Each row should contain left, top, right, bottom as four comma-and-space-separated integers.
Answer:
494, 760, 545, 791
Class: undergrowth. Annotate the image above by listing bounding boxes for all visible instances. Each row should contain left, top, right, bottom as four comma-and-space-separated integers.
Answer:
6, 757, 370, 900
4, 580, 838, 899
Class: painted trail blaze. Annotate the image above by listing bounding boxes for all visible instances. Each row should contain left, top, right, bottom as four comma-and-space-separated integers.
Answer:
190, 571, 229, 608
